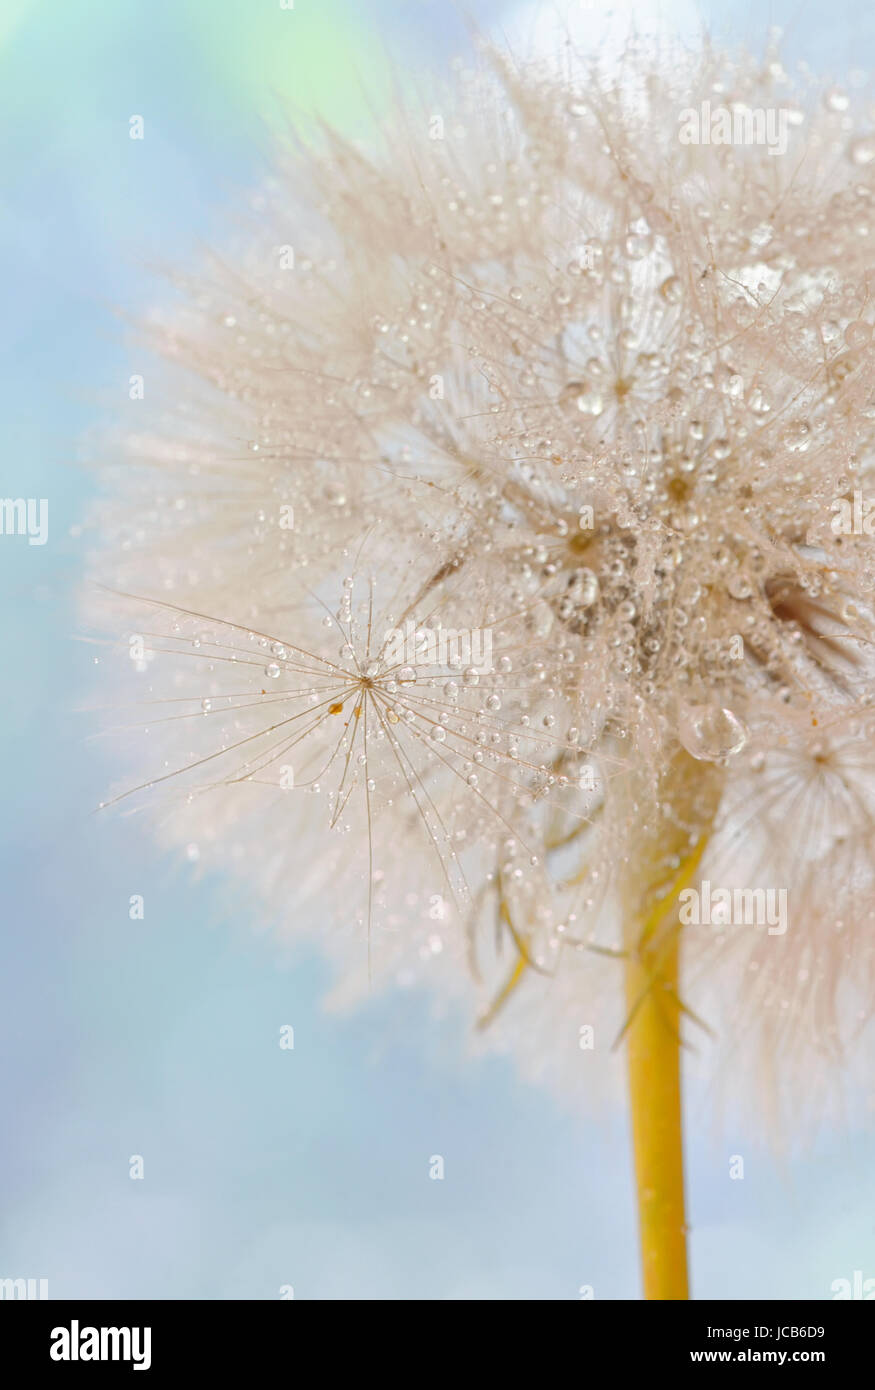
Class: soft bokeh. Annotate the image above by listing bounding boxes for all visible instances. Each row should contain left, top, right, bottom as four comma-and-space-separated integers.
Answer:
1, 0, 872, 1298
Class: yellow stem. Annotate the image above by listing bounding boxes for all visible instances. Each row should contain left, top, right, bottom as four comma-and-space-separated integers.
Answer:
619, 752, 722, 1300
624, 923, 689, 1300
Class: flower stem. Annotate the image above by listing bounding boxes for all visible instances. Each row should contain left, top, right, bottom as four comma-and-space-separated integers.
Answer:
624, 924, 689, 1299
619, 753, 719, 1300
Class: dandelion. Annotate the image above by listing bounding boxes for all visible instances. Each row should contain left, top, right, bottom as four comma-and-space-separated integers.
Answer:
87, 37, 875, 1298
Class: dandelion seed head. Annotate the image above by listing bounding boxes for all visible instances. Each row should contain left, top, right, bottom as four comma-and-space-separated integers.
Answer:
87, 37, 875, 1130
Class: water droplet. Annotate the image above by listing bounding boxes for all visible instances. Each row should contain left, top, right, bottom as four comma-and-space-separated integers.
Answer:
566, 567, 600, 609
398, 666, 416, 686
845, 318, 873, 348
576, 389, 604, 417
625, 231, 653, 260
659, 275, 682, 305
679, 704, 748, 762
748, 387, 771, 415
264, 663, 281, 679
727, 575, 753, 600
783, 421, 812, 453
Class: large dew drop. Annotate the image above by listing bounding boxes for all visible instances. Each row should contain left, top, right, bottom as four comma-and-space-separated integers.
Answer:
559, 567, 600, 621
678, 703, 748, 762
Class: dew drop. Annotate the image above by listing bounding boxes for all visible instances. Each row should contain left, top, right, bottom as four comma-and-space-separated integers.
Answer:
576, 389, 604, 417
783, 421, 812, 453
625, 230, 653, 260
659, 275, 682, 305
748, 387, 771, 415
566, 567, 600, 610
845, 318, 873, 347
727, 575, 753, 600
678, 704, 748, 762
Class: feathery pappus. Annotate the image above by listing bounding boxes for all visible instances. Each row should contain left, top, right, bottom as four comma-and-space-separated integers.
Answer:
85, 35, 875, 1137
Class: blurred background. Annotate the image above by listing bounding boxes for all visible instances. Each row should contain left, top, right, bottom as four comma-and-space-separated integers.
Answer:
1, 0, 873, 1298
